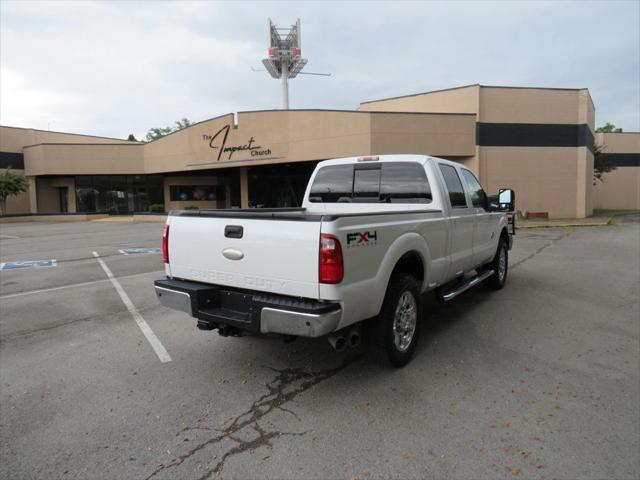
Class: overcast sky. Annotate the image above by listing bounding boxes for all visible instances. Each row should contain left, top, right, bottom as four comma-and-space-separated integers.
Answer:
1, 0, 638, 139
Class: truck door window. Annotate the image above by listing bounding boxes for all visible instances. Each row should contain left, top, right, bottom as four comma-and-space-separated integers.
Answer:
461, 169, 488, 209
438, 164, 468, 208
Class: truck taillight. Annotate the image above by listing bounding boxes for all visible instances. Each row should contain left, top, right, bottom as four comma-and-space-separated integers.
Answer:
319, 233, 343, 284
162, 224, 170, 264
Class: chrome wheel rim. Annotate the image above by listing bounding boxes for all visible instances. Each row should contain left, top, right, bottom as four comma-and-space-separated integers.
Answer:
498, 246, 507, 282
393, 291, 417, 352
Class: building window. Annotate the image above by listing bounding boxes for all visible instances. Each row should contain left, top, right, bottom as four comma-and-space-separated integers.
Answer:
75, 175, 164, 213
169, 185, 225, 202
248, 162, 318, 208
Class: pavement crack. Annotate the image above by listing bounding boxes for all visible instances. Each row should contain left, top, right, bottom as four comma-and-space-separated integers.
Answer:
511, 229, 573, 269
145, 354, 360, 479
198, 423, 305, 480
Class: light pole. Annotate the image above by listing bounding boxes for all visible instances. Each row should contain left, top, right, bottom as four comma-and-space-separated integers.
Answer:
261, 19, 308, 110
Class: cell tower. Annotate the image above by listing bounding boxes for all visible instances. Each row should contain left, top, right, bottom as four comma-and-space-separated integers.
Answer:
262, 18, 308, 109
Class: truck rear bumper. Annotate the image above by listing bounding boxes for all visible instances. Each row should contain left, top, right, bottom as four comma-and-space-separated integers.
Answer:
154, 278, 341, 338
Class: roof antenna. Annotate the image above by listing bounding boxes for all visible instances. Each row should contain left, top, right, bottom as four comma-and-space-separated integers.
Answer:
254, 18, 331, 109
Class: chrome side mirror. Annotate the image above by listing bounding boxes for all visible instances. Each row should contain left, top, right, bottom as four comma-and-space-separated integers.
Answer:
497, 188, 515, 212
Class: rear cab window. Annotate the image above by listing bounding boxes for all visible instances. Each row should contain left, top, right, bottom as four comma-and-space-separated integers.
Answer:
309, 162, 432, 204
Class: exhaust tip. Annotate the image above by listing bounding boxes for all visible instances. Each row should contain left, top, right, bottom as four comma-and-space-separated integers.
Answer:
348, 332, 361, 348
328, 334, 347, 352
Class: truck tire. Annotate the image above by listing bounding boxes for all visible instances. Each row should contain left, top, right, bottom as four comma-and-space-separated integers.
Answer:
368, 274, 422, 367
484, 236, 508, 290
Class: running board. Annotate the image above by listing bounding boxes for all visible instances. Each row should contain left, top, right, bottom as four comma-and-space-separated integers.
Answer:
438, 269, 495, 302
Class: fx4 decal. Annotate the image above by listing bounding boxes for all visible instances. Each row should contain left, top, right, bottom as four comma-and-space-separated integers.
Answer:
346, 231, 378, 247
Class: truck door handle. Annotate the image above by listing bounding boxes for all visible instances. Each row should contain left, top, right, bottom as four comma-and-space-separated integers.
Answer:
224, 225, 243, 239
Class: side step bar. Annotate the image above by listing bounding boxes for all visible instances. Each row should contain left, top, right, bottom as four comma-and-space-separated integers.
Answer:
438, 269, 495, 302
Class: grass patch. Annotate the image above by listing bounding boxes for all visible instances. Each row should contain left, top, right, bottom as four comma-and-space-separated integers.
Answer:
592, 209, 640, 217
591, 209, 639, 227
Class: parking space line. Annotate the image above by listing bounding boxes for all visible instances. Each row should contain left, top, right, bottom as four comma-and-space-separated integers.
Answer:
0, 270, 164, 300
119, 247, 161, 255
92, 251, 172, 363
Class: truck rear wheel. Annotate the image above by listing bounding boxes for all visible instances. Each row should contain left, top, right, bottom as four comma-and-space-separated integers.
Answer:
367, 274, 422, 367
484, 237, 509, 290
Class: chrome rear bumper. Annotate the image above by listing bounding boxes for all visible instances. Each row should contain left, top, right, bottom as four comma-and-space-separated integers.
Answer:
155, 285, 193, 315
154, 278, 341, 338
260, 307, 341, 337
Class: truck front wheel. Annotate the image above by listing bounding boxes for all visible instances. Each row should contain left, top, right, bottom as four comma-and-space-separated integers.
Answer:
483, 237, 509, 290
367, 274, 422, 367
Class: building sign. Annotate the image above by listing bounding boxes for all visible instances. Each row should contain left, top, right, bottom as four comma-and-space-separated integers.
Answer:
202, 125, 272, 161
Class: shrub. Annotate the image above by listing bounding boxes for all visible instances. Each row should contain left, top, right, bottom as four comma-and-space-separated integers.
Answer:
0, 168, 28, 216
183, 205, 200, 210
148, 204, 164, 213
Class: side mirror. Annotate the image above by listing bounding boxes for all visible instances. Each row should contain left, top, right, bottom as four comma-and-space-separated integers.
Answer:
497, 188, 515, 212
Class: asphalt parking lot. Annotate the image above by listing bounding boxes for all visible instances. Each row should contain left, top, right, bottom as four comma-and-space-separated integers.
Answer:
1, 219, 638, 480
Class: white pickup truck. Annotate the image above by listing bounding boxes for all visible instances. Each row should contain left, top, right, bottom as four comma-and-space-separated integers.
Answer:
154, 155, 515, 367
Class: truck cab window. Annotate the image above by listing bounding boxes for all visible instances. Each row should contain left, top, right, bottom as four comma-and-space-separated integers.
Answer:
461, 169, 488, 209
309, 165, 353, 202
309, 162, 432, 203
438, 164, 468, 208
353, 168, 381, 201
380, 163, 432, 203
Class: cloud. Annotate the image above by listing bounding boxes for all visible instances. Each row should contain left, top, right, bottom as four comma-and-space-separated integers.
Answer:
1, 0, 638, 137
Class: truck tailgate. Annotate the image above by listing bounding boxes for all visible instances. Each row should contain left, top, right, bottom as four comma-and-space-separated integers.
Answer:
167, 214, 321, 299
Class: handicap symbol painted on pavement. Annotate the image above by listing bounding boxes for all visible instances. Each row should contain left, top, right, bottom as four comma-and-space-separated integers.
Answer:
0, 259, 58, 271
119, 248, 161, 255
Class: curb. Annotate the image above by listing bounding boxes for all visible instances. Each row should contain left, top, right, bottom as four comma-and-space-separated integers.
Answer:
517, 222, 610, 229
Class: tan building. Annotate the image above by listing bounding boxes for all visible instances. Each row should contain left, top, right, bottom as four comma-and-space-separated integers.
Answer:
592, 132, 640, 210
1, 84, 638, 219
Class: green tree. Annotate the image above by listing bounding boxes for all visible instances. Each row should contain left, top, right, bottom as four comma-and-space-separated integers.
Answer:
127, 133, 138, 142
0, 168, 29, 216
174, 118, 192, 130
593, 123, 622, 183
593, 143, 616, 184
596, 122, 623, 133
145, 118, 193, 141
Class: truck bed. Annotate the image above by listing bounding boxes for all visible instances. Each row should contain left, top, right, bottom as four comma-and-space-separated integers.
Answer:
170, 208, 323, 221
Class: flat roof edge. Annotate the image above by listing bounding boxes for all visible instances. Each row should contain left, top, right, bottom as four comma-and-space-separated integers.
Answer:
0, 124, 133, 142
143, 112, 235, 144
23, 142, 145, 148
360, 84, 480, 105
596, 131, 640, 135
237, 108, 476, 116
360, 84, 593, 106
480, 84, 590, 92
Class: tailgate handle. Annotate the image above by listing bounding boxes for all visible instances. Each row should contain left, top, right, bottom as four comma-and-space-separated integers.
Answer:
224, 225, 243, 239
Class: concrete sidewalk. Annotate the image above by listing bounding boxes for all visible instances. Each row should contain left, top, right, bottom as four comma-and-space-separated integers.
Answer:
517, 215, 612, 229
517, 210, 640, 229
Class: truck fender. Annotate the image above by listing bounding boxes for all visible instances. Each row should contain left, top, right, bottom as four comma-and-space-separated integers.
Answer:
370, 232, 431, 317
